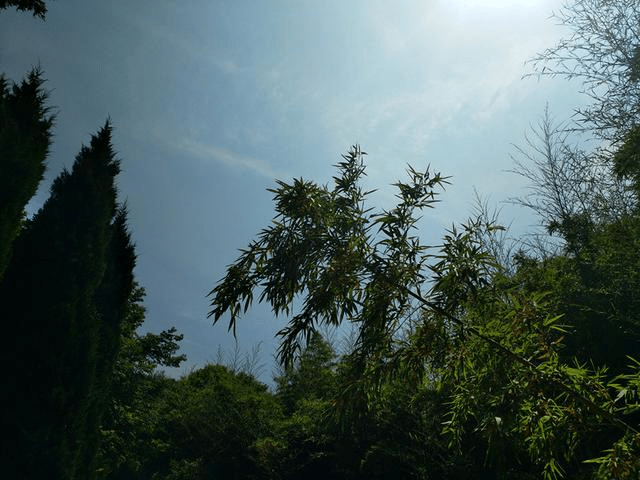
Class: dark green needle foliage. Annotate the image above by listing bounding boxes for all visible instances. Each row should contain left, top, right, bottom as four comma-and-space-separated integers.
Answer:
0, 122, 136, 480
0, 69, 54, 279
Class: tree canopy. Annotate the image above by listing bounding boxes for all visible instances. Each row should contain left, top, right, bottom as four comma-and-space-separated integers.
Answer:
208, 4, 640, 477
5, 0, 640, 478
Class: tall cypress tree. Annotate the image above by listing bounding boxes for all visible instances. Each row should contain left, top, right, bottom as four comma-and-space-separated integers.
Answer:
74, 205, 136, 480
0, 69, 54, 279
0, 121, 136, 479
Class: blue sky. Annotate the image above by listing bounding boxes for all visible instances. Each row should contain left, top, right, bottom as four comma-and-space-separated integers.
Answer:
0, 0, 587, 382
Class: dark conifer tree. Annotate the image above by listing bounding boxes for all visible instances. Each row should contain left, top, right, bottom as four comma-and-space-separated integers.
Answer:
0, 69, 54, 279
0, 0, 47, 18
0, 121, 136, 480
72, 206, 136, 479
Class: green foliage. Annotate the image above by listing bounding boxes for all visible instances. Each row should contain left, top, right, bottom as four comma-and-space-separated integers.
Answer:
512, 220, 640, 376
209, 146, 448, 369
267, 333, 343, 478
0, 69, 54, 279
585, 433, 640, 479
154, 365, 282, 479
99, 357, 286, 480
275, 331, 337, 414
208, 138, 640, 478
5, 0, 639, 477
98, 372, 176, 480
96, 284, 186, 479
114, 285, 186, 379
613, 125, 640, 182
0, 122, 137, 479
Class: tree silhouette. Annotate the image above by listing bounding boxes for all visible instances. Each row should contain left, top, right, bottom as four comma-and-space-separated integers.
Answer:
0, 69, 54, 279
0, 122, 136, 479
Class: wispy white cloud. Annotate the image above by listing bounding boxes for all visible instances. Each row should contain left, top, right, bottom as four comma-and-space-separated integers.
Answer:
177, 137, 279, 179
139, 120, 280, 179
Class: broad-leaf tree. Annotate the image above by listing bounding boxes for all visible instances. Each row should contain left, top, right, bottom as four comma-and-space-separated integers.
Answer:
97, 284, 186, 480
209, 146, 640, 478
